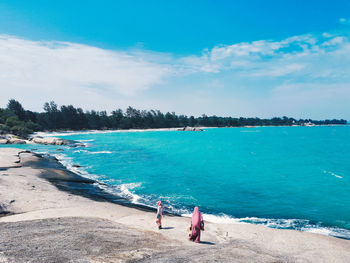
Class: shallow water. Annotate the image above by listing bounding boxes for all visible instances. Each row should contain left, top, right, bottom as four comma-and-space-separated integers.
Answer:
3, 126, 350, 238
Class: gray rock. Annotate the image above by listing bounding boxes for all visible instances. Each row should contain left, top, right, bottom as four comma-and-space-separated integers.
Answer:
32, 137, 68, 145
178, 127, 204, 131
8, 138, 27, 144
0, 217, 289, 263
0, 139, 8, 144
0, 202, 10, 216
0, 202, 7, 213
0, 148, 23, 168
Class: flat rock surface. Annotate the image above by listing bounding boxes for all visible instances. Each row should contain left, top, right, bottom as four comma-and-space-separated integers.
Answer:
0, 217, 168, 263
0, 148, 23, 169
0, 217, 287, 263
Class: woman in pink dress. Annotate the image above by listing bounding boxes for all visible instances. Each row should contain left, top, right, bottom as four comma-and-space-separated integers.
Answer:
189, 206, 204, 243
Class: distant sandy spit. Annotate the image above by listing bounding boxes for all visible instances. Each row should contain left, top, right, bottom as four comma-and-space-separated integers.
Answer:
34, 127, 210, 137
0, 148, 349, 263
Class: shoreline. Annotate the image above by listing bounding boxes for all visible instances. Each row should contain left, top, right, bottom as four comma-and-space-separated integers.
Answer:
1, 124, 348, 145
2, 125, 350, 239
13, 147, 350, 241
32, 125, 350, 241
34, 123, 349, 137
31, 150, 172, 215
1, 148, 350, 262
47, 147, 350, 241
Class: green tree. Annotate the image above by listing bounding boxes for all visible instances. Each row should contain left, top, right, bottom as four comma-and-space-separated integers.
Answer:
5, 116, 22, 127
7, 99, 26, 121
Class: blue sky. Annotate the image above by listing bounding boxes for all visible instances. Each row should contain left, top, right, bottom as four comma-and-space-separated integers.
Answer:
1, 0, 350, 119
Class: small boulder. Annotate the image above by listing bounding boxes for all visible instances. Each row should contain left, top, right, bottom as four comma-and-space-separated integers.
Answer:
32, 137, 67, 145
8, 138, 27, 144
180, 127, 203, 131
0, 139, 8, 144
0, 202, 9, 216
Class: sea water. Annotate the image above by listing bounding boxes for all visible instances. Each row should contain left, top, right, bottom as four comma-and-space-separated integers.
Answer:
2, 126, 350, 239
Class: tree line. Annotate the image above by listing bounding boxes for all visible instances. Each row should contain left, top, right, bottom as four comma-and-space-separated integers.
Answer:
0, 99, 347, 137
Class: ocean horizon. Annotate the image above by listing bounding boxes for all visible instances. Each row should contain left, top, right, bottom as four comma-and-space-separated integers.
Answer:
2, 125, 350, 239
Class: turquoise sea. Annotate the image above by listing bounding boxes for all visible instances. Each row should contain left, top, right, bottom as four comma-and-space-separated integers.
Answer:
2, 126, 350, 239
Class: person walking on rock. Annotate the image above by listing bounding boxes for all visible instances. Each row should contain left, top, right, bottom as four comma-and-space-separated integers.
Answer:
189, 206, 204, 243
156, 201, 163, 229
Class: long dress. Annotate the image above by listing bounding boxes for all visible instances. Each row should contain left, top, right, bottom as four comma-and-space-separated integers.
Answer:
189, 207, 204, 243
156, 204, 163, 227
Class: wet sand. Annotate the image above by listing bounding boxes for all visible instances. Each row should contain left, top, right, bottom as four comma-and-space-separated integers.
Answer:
0, 148, 349, 262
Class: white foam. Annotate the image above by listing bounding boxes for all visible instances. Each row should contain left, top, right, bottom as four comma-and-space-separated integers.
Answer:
304, 227, 333, 236
51, 153, 99, 181
180, 213, 304, 227
89, 151, 113, 154
98, 182, 144, 204
302, 225, 350, 239
119, 183, 142, 203
182, 213, 246, 224
73, 149, 88, 153
180, 212, 350, 239
324, 170, 343, 179
73, 150, 113, 154
329, 172, 343, 179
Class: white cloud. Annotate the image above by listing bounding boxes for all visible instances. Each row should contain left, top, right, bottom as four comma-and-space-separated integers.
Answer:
1, 30, 350, 119
172, 31, 350, 119
339, 18, 350, 26
321, 36, 345, 46
181, 32, 350, 83
0, 35, 170, 110
251, 63, 305, 77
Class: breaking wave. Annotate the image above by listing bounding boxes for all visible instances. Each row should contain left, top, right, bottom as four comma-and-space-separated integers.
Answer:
179, 213, 350, 239
88, 151, 113, 154
323, 170, 343, 179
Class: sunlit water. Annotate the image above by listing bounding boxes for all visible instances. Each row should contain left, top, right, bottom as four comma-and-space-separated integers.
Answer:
2, 126, 350, 239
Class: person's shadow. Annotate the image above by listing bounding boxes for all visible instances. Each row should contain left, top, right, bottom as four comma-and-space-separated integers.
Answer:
199, 241, 215, 245
161, 227, 175, 230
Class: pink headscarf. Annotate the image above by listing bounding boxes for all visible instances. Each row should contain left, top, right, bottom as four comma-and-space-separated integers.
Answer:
157, 201, 162, 206
191, 206, 201, 229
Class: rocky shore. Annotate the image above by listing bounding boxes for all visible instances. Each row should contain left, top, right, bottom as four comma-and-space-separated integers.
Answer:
177, 127, 204, 131
0, 134, 84, 147
0, 127, 207, 146
0, 148, 350, 262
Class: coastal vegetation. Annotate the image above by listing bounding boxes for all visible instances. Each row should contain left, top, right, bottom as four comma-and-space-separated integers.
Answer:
0, 99, 347, 137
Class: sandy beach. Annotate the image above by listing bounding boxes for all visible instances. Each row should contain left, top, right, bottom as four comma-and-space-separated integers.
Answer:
0, 148, 349, 262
